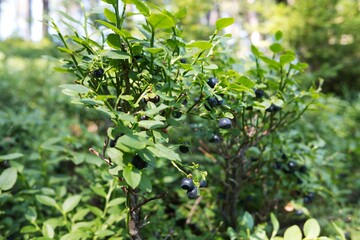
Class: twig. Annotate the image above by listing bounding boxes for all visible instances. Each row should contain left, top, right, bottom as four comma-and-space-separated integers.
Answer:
89, 147, 113, 166
186, 195, 203, 225
130, 193, 166, 212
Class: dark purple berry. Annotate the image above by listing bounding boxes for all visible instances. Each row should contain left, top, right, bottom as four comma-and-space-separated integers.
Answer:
93, 68, 104, 78
199, 180, 207, 188
207, 77, 218, 88
187, 187, 199, 199
150, 95, 160, 103
132, 155, 147, 170
180, 58, 187, 63
180, 178, 195, 191
205, 97, 218, 111
255, 89, 264, 98
219, 118, 232, 129
140, 115, 149, 120
288, 161, 297, 169
209, 134, 221, 143
179, 145, 190, 153
172, 111, 182, 118
266, 104, 281, 113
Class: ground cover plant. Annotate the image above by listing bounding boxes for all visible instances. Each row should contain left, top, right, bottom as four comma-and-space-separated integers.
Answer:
0, 0, 358, 239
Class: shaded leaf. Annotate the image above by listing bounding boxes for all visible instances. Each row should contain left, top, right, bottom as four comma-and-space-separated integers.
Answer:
36, 195, 58, 208
0, 167, 17, 191
123, 166, 141, 189
0, 153, 24, 162
62, 195, 82, 213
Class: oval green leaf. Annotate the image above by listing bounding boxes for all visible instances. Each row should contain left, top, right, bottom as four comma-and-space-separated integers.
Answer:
284, 225, 302, 240
0, 167, 17, 191
123, 166, 141, 189
35, 195, 58, 208
216, 17, 234, 31
62, 195, 82, 213
148, 13, 175, 29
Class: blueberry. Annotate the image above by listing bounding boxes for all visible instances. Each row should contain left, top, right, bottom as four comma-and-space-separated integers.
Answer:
150, 95, 160, 103
209, 134, 221, 143
219, 118, 232, 129
199, 180, 207, 188
140, 115, 148, 120
93, 68, 104, 78
266, 104, 281, 113
180, 178, 195, 191
173, 111, 182, 118
187, 187, 199, 199
288, 161, 297, 169
180, 58, 187, 63
295, 209, 304, 216
179, 145, 190, 153
273, 161, 282, 170
299, 165, 307, 173
109, 136, 120, 148
255, 89, 264, 98
207, 77, 218, 88
131, 155, 147, 170
205, 97, 218, 111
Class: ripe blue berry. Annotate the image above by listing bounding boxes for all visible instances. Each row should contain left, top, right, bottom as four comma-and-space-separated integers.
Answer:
219, 118, 232, 129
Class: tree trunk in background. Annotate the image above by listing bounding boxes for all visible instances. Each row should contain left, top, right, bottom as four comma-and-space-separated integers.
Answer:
28, 0, 32, 40
42, 0, 49, 38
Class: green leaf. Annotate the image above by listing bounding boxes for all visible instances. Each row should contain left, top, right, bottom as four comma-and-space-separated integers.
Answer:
62, 195, 82, 213
144, 47, 164, 54
270, 43, 283, 53
60, 84, 91, 94
123, 166, 141, 189
101, 50, 130, 60
215, 17, 234, 31
108, 197, 126, 207
107, 148, 124, 165
139, 173, 152, 192
95, 229, 115, 237
251, 45, 261, 57
104, 8, 117, 23
280, 54, 296, 66
275, 31, 283, 41
117, 112, 137, 123
36, 195, 58, 208
147, 143, 181, 161
25, 207, 37, 222
60, 230, 89, 240
283, 225, 302, 240
0, 153, 23, 162
90, 186, 107, 198
187, 41, 213, 50
271, 213, 280, 238
116, 134, 147, 151
148, 13, 175, 29
138, 120, 166, 129
107, 33, 122, 49
241, 211, 254, 230
303, 218, 321, 239
331, 222, 346, 240
0, 167, 17, 191
20, 225, 38, 234
103, 0, 117, 4
174, 7, 187, 19
237, 75, 255, 88
144, 103, 169, 116
130, 0, 150, 16
42, 223, 55, 239
96, 20, 128, 38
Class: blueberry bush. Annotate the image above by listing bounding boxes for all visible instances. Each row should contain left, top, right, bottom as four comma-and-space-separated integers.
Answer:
1, 0, 358, 239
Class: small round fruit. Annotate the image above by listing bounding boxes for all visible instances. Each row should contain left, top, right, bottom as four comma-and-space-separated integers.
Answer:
205, 97, 218, 111
109, 136, 120, 148
187, 187, 199, 199
179, 145, 190, 153
173, 111, 182, 118
209, 134, 221, 143
266, 104, 281, 113
199, 180, 207, 188
150, 95, 160, 103
180, 58, 187, 63
207, 77, 218, 88
132, 155, 147, 170
288, 161, 297, 169
180, 178, 195, 191
254, 89, 264, 98
93, 68, 104, 78
219, 118, 232, 129
299, 165, 307, 173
